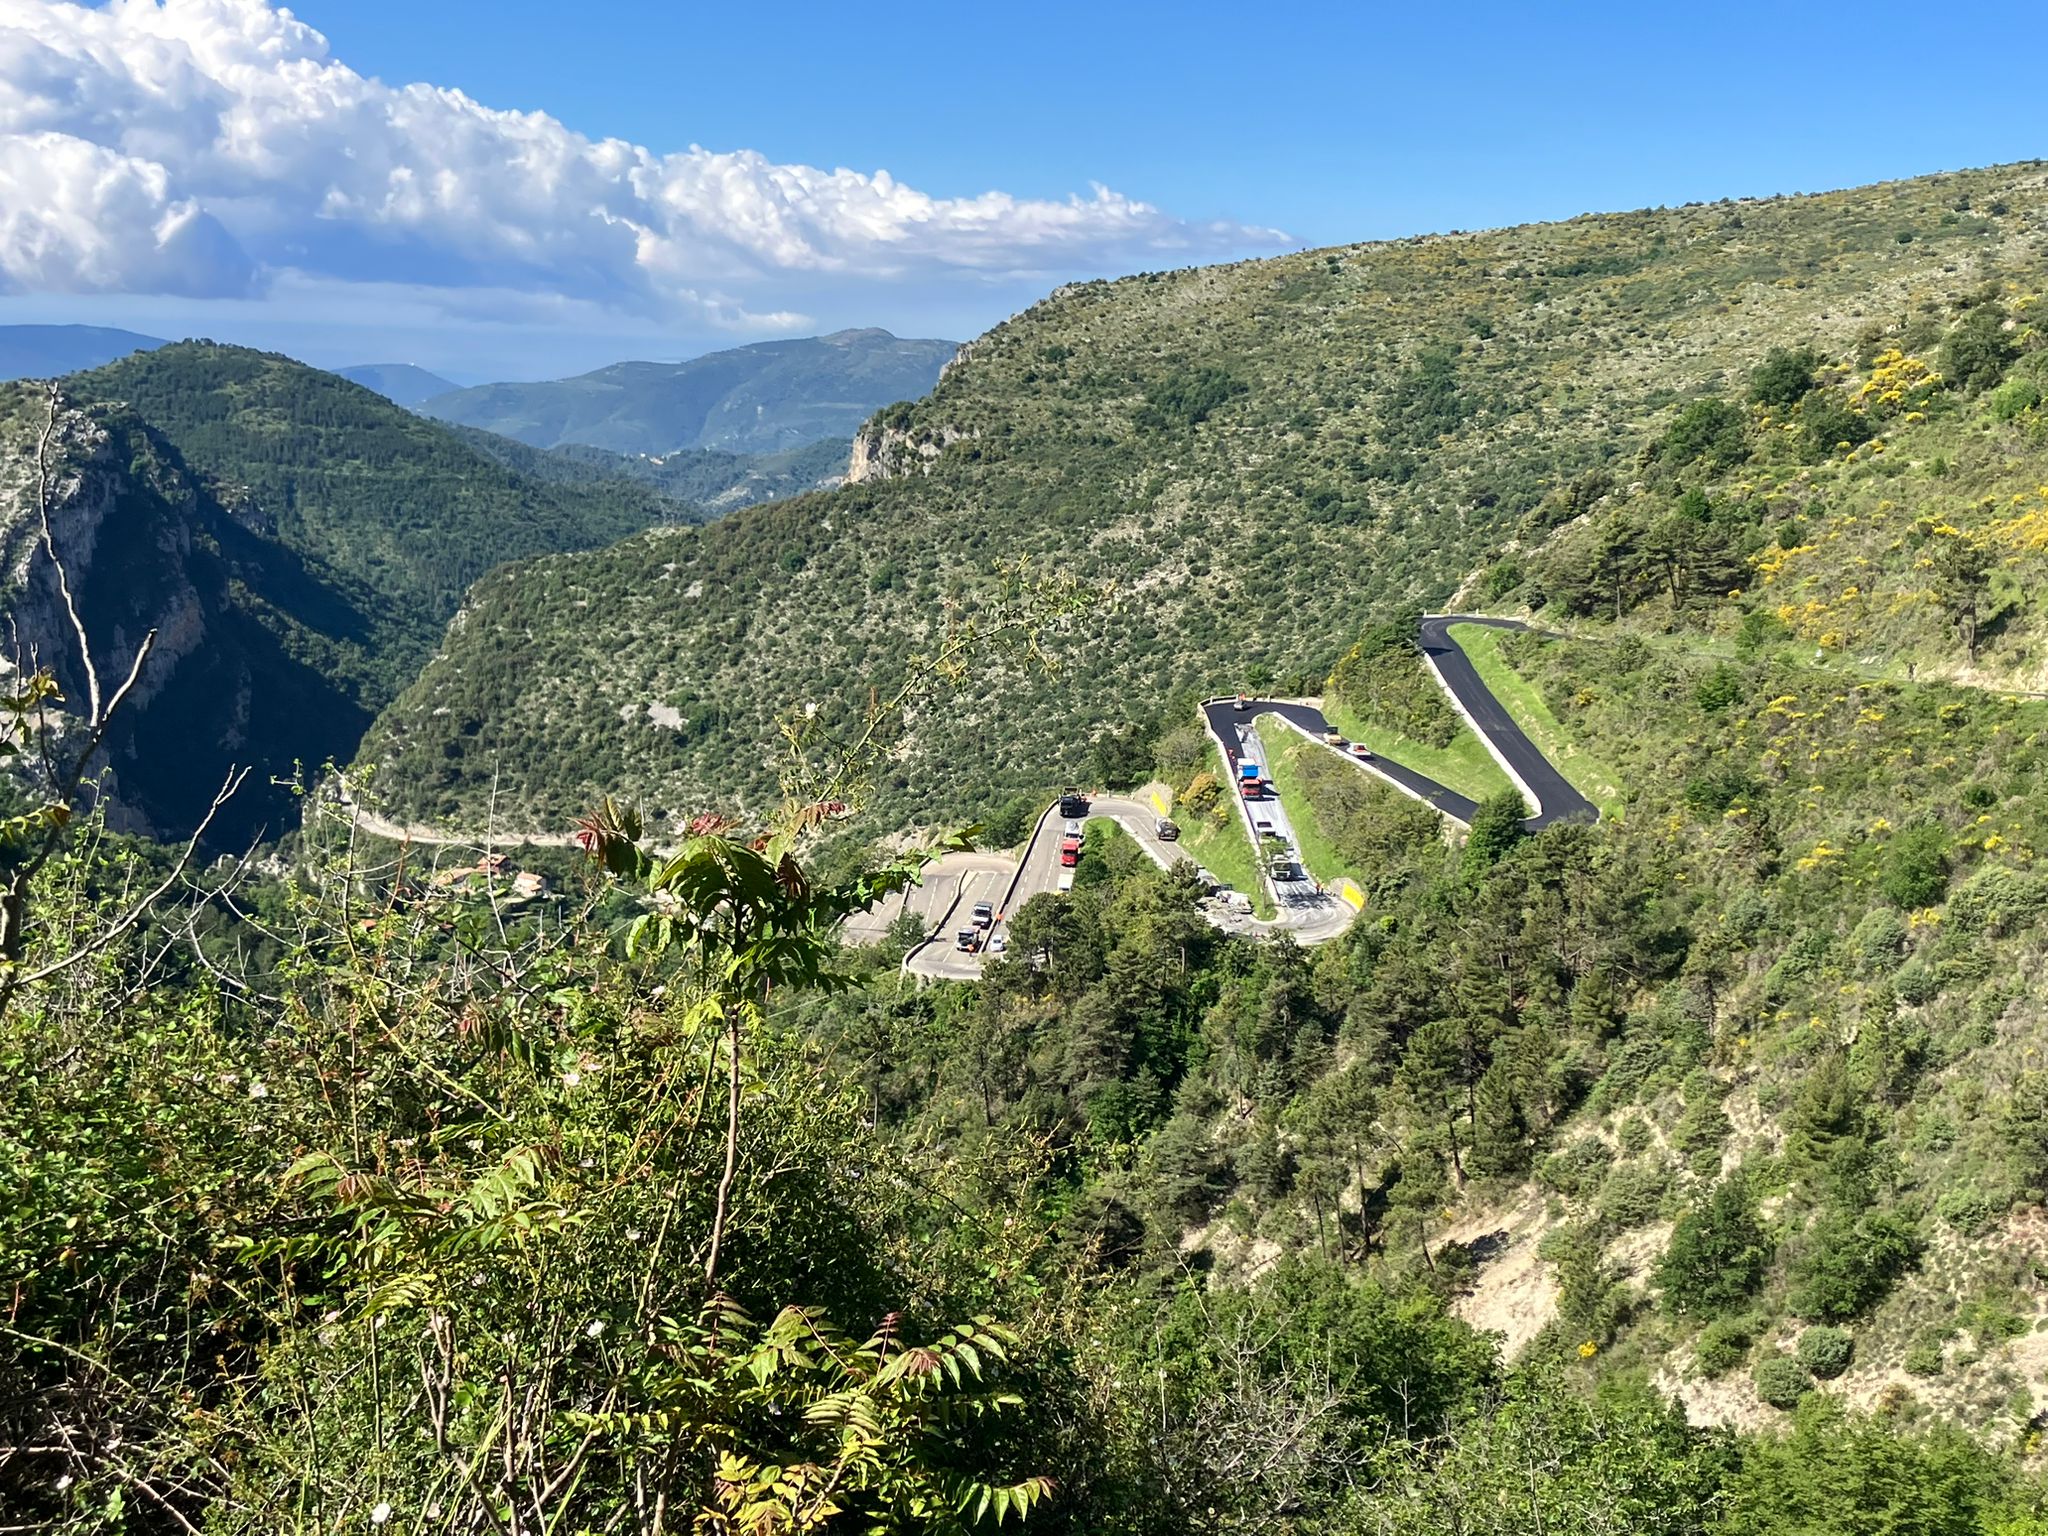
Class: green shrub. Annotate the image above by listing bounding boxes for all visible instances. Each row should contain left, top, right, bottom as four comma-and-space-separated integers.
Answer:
1597, 1161, 1672, 1230
1903, 1340, 1945, 1377
1800, 395, 1874, 460
1936, 1184, 2010, 1236
1694, 1315, 1757, 1376
1787, 1207, 1923, 1321
1540, 1136, 1616, 1199
1694, 664, 1744, 713
1753, 1355, 1813, 1410
1660, 397, 1749, 468
1750, 346, 1825, 409
1895, 960, 1940, 1006
1850, 908, 1908, 973
1990, 376, 2041, 422
1942, 305, 2018, 395
1796, 1326, 1855, 1380
1882, 823, 1950, 909
1658, 1180, 1772, 1316
1946, 866, 2048, 937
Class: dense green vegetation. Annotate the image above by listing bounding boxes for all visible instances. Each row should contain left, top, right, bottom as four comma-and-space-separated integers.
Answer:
366, 162, 2048, 838
17, 161, 2048, 1532
419, 327, 956, 455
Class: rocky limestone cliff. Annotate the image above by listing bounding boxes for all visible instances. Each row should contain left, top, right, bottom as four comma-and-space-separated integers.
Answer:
845, 421, 978, 484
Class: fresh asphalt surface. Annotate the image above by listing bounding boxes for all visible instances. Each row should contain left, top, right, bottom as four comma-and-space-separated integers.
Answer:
1202, 618, 1595, 831
1419, 615, 1596, 828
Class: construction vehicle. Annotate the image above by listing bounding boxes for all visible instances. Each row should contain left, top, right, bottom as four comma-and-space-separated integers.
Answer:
1238, 762, 1263, 799
1058, 785, 1089, 818
1323, 728, 1344, 746
955, 929, 981, 953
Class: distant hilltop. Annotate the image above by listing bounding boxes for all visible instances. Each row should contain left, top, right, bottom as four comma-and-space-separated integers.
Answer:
416, 328, 958, 457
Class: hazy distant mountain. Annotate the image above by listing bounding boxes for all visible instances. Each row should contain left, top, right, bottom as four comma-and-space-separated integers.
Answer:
0, 324, 166, 380
336, 362, 459, 406
418, 327, 956, 456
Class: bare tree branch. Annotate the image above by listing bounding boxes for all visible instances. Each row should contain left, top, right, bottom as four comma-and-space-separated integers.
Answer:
31, 384, 101, 724
16, 766, 249, 989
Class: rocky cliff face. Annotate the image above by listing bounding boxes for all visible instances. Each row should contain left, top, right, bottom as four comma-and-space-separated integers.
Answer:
845, 420, 978, 484
0, 386, 365, 842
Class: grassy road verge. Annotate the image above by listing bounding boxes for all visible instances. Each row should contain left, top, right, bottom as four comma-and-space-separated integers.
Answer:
1317, 696, 1510, 803
1449, 623, 1626, 818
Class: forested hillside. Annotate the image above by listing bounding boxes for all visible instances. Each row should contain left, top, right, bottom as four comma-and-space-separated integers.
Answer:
365, 161, 2048, 837
451, 425, 846, 518
0, 344, 688, 837
17, 160, 2048, 1536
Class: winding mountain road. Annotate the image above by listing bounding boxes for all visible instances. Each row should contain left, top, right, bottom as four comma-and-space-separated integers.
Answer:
886, 615, 1597, 976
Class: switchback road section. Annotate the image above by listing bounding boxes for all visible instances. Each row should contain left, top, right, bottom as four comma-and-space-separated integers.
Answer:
1419, 615, 1596, 828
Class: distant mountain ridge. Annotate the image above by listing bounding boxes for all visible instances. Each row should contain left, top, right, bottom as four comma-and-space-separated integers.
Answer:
337, 362, 459, 406
0, 324, 166, 380
419, 327, 956, 456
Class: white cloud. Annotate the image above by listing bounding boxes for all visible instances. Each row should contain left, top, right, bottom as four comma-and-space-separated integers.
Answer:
0, 0, 1287, 323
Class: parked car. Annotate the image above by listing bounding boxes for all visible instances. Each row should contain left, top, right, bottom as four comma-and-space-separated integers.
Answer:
1156, 818, 1180, 841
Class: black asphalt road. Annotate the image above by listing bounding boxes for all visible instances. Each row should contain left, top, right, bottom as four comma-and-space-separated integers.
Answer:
1201, 698, 1478, 823
1203, 615, 1597, 833
1419, 615, 1596, 828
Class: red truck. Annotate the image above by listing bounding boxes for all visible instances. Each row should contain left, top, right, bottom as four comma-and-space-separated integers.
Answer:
1238, 762, 1263, 800
1059, 822, 1085, 867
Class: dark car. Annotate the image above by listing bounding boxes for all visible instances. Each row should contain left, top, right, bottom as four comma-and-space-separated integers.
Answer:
956, 929, 981, 953
1155, 818, 1180, 841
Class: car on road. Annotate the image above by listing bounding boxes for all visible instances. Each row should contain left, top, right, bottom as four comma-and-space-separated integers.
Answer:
990, 935, 1008, 955
1349, 742, 1373, 760
955, 930, 981, 953
1233, 695, 1249, 712
972, 901, 994, 929
1155, 818, 1180, 841
1254, 816, 1275, 838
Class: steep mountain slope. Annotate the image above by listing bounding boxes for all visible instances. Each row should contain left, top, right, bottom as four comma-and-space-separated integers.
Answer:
0, 386, 368, 841
0, 324, 165, 380
418, 328, 955, 455
362, 161, 2048, 838
336, 362, 458, 406
0, 344, 692, 837
68, 342, 684, 702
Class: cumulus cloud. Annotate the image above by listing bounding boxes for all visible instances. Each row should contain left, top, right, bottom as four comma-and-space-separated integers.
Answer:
0, 0, 1287, 323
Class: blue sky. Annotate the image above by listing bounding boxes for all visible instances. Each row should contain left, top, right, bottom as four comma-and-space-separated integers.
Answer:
1, 0, 2039, 381
302, 0, 2044, 242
